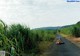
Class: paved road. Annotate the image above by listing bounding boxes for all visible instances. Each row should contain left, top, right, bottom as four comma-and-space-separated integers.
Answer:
45, 35, 80, 56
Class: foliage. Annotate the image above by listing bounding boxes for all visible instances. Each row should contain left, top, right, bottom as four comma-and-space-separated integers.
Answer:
0, 20, 56, 56
60, 26, 73, 35
60, 21, 80, 37
72, 22, 80, 37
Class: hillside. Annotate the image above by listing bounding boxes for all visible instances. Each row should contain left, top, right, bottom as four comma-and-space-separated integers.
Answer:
33, 24, 74, 30
33, 26, 61, 30
60, 21, 80, 37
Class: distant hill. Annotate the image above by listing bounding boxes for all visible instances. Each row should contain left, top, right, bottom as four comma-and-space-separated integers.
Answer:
33, 26, 61, 30
61, 24, 74, 28
33, 24, 74, 30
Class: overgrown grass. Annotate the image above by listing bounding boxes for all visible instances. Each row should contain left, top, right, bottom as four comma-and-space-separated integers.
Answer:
60, 21, 80, 37
0, 20, 56, 56
38, 41, 53, 53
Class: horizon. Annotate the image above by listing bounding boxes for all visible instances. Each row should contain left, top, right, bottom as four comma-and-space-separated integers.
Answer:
1, 20, 78, 29
31, 22, 77, 29
0, 0, 80, 29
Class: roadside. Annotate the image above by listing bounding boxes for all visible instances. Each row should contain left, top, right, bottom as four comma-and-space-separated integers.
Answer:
38, 41, 53, 56
39, 41, 55, 56
39, 34, 64, 56
61, 34, 80, 47
39, 35, 80, 56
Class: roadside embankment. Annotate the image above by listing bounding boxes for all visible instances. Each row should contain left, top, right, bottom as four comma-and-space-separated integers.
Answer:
61, 34, 80, 47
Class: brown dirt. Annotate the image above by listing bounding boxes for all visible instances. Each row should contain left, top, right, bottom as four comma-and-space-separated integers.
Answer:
71, 38, 80, 43
61, 34, 80, 47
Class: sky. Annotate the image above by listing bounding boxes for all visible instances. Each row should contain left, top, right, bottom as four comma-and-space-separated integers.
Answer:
0, 0, 80, 29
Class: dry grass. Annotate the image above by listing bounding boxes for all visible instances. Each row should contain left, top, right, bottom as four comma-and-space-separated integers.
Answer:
61, 34, 80, 48
38, 41, 52, 52
61, 34, 80, 44
71, 38, 80, 43
38, 41, 53, 56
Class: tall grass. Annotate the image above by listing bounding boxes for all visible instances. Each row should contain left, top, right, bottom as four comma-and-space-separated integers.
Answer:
60, 21, 80, 37
0, 20, 56, 56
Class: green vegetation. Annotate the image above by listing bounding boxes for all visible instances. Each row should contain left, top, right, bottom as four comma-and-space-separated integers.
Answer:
72, 21, 80, 37
60, 21, 80, 37
60, 26, 73, 35
0, 20, 56, 56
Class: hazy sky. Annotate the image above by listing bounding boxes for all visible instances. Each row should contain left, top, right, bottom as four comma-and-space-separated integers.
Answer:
0, 0, 80, 29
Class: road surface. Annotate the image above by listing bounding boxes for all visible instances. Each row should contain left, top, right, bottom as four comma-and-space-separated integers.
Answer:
45, 35, 80, 56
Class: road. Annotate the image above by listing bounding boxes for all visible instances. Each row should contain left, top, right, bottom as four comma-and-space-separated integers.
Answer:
45, 35, 80, 56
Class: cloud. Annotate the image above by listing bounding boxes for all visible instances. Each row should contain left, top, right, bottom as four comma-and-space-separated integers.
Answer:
0, 0, 21, 5
0, 0, 79, 29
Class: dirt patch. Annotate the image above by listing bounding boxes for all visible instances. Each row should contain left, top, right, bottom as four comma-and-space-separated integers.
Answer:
61, 34, 80, 47
67, 37, 80, 47
71, 38, 80, 43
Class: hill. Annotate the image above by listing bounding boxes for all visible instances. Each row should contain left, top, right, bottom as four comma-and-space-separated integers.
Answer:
33, 26, 61, 30
33, 24, 74, 30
